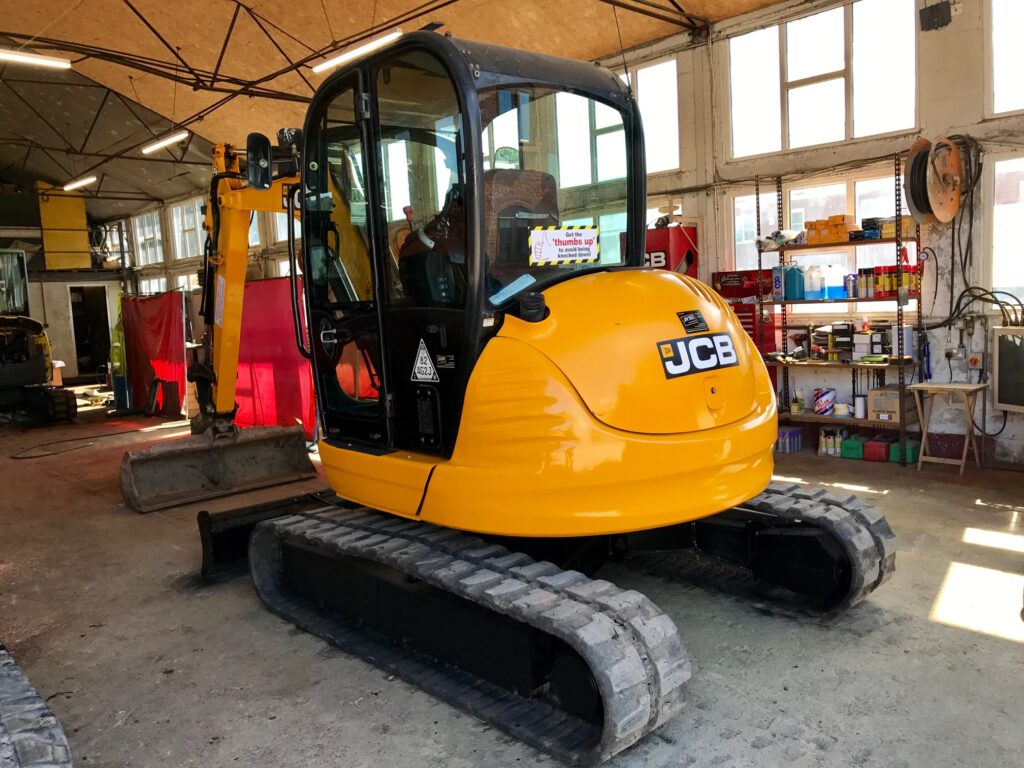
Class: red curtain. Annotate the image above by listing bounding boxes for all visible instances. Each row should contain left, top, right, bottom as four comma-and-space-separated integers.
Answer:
234, 277, 316, 438
122, 292, 186, 413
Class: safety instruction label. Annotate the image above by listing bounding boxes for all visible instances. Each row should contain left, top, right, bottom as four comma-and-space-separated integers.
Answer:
214, 275, 226, 327
411, 339, 440, 382
529, 226, 600, 266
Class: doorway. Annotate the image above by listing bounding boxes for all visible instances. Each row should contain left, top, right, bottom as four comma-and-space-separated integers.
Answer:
69, 286, 111, 382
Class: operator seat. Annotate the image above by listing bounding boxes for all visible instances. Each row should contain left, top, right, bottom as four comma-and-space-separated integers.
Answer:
397, 186, 467, 305
482, 169, 559, 283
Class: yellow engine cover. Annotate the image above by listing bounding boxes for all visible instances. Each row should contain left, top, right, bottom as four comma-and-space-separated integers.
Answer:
319, 269, 778, 538
499, 270, 758, 434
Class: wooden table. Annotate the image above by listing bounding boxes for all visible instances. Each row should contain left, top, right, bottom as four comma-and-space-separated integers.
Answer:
908, 382, 988, 475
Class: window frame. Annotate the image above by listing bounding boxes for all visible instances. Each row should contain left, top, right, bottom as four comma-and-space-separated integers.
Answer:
170, 196, 205, 260
985, 0, 1024, 119
137, 276, 167, 295
131, 210, 165, 267
983, 149, 1024, 296
728, 165, 917, 317
725, 0, 919, 161
274, 211, 301, 243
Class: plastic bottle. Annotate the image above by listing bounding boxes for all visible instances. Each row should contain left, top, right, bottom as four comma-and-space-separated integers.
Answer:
803, 266, 825, 300
825, 265, 845, 299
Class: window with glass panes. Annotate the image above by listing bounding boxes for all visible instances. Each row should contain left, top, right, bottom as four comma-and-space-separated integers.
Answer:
732, 174, 916, 314
630, 60, 680, 174
991, 157, 1024, 298
171, 197, 204, 259
248, 213, 260, 247
274, 212, 301, 241
991, 0, 1024, 115
138, 276, 167, 295
132, 211, 164, 266
728, 0, 915, 158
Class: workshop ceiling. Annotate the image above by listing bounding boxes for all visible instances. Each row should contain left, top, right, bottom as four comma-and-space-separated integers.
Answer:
0, 47, 214, 219
0, 0, 780, 214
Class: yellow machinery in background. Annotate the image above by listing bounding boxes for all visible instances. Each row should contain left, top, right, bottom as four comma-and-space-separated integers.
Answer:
122, 32, 897, 765
119, 143, 316, 513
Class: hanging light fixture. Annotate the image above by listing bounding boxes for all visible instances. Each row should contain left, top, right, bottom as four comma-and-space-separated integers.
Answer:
311, 29, 403, 74
62, 176, 97, 192
141, 129, 190, 155
0, 48, 71, 69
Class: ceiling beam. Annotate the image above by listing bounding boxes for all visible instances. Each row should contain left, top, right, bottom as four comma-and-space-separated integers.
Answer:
0, 138, 210, 166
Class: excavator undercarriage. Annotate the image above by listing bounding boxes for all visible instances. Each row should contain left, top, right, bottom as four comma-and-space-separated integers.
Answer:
196, 481, 895, 764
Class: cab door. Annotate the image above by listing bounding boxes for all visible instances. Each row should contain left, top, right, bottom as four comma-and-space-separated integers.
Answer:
302, 74, 391, 448
370, 49, 471, 457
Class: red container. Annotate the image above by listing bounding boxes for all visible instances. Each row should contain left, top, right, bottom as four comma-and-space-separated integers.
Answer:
712, 269, 773, 299
731, 304, 776, 353
865, 435, 896, 462
643, 226, 699, 277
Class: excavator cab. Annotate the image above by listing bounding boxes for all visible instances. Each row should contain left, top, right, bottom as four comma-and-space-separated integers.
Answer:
287, 33, 778, 535
297, 36, 643, 460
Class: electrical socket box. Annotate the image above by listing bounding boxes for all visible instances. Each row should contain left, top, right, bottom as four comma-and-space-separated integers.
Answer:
968, 353, 983, 370
950, 0, 963, 17
920, 1, 952, 31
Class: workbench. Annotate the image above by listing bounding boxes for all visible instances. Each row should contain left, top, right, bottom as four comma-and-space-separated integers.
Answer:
908, 382, 988, 475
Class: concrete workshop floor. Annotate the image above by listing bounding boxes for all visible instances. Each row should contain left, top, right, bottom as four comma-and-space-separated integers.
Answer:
2, 410, 1023, 768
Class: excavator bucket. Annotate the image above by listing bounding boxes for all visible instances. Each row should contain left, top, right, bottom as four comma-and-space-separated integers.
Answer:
120, 425, 317, 513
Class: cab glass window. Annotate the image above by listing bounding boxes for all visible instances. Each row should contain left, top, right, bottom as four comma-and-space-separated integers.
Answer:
477, 86, 630, 306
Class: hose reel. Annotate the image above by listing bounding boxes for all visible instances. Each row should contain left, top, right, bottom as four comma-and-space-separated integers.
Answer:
904, 136, 963, 225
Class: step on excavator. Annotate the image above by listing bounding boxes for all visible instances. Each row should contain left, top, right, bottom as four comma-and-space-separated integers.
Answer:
121, 31, 896, 764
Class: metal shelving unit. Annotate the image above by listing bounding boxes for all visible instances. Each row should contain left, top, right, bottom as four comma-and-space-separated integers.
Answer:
759, 157, 924, 465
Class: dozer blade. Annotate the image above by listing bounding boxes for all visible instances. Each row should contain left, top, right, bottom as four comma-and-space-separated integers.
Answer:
197, 490, 340, 579
120, 425, 317, 513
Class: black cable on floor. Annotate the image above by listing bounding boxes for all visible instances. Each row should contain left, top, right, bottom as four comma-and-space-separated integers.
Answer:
10, 421, 189, 460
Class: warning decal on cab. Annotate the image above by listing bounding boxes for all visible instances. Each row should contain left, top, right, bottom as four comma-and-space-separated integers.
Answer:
411, 339, 439, 382
529, 226, 600, 266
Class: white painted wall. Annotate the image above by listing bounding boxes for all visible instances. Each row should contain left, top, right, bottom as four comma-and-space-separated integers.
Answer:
606, 0, 1024, 462
27, 280, 120, 380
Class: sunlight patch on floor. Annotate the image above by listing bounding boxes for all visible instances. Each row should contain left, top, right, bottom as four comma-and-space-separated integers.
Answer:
825, 481, 889, 495
963, 527, 1024, 554
929, 562, 1024, 643
770, 475, 889, 495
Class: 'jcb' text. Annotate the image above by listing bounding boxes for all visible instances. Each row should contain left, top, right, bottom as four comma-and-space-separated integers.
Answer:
656, 333, 739, 379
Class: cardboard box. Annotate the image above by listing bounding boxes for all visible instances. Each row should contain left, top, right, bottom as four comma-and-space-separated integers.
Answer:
867, 386, 917, 424
807, 228, 820, 244
828, 214, 857, 228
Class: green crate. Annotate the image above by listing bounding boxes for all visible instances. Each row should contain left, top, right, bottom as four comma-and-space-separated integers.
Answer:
841, 434, 870, 460
890, 439, 921, 464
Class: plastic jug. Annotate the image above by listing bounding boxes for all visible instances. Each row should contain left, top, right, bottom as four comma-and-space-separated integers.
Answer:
784, 264, 805, 300
825, 265, 846, 299
803, 266, 825, 300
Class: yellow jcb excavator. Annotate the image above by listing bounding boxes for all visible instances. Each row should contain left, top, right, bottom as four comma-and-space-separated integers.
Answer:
121, 31, 896, 764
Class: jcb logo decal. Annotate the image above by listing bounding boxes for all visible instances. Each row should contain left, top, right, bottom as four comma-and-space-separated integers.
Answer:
644, 251, 668, 268
657, 333, 739, 379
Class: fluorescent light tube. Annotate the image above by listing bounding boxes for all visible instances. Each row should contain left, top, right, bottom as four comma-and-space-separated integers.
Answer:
311, 30, 402, 74
62, 175, 97, 192
0, 48, 71, 69
141, 130, 190, 155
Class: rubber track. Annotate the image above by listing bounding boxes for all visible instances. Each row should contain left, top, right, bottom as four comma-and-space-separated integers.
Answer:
250, 507, 691, 765
0, 644, 72, 768
628, 482, 897, 614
